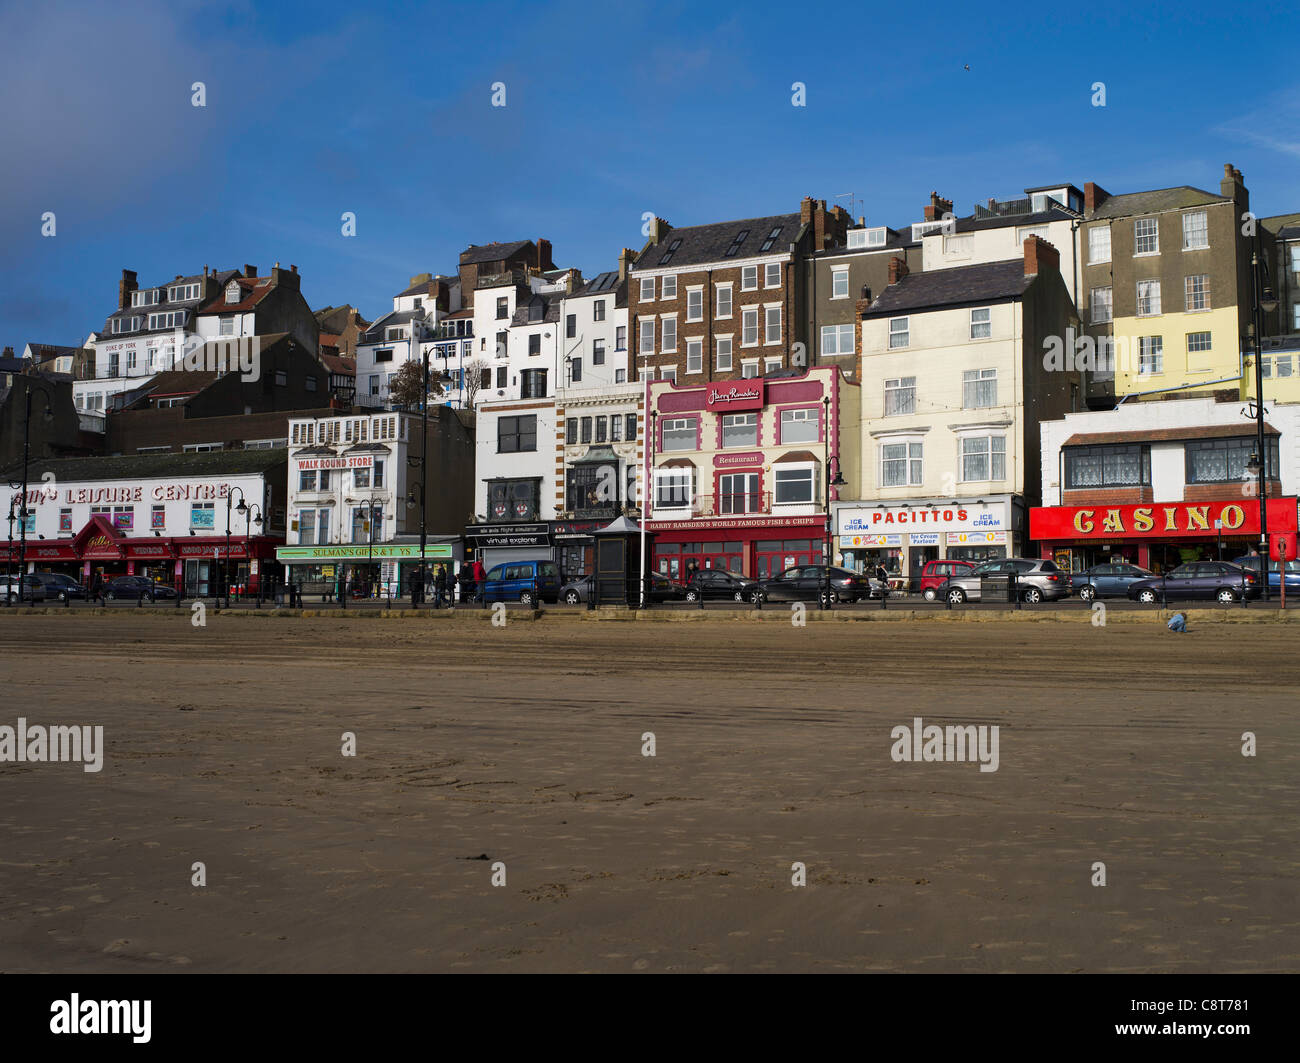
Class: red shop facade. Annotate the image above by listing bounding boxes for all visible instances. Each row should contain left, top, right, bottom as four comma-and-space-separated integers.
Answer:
3, 514, 282, 595
648, 514, 829, 581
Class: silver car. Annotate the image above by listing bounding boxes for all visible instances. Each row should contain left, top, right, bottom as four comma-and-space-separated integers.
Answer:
1, 575, 48, 603
939, 558, 1070, 605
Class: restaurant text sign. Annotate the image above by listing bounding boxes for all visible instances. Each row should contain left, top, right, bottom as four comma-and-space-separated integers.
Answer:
705, 381, 764, 411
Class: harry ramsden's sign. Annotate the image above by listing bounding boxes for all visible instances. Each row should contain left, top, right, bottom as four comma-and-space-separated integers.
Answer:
1030, 498, 1298, 540
705, 381, 764, 411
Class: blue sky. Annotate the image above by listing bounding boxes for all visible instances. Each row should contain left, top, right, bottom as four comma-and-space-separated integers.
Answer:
2, 0, 1298, 346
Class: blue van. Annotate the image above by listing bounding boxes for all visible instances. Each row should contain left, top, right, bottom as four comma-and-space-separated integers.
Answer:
482, 560, 561, 605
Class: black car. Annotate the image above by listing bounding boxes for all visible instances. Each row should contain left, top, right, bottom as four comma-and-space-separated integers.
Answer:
683, 568, 760, 603
32, 572, 87, 602
558, 571, 686, 604
1070, 562, 1154, 601
1127, 561, 1259, 604
103, 575, 179, 601
756, 564, 875, 604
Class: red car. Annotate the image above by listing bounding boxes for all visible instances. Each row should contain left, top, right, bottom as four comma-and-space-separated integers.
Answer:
919, 558, 976, 601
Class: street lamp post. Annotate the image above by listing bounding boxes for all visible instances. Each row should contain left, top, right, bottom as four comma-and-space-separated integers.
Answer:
224, 486, 253, 609
821, 396, 847, 611
8, 382, 55, 604
1248, 238, 1280, 601
236, 500, 263, 608
406, 483, 425, 607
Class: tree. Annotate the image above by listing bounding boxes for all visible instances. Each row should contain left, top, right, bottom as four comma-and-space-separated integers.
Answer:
461, 357, 490, 408
387, 358, 443, 410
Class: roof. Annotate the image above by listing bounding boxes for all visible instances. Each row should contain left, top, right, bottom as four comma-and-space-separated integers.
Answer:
1089, 186, 1230, 220
360, 310, 422, 343
570, 271, 621, 297
860, 259, 1033, 317
512, 294, 560, 327
198, 276, 276, 314
1, 448, 289, 485
633, 212, 802, 271
1064, 423, 1279, 447
950, 203, 1078, 234
318, 353, 356, 375
460, 240, 532, 265
26, 343, 82, 360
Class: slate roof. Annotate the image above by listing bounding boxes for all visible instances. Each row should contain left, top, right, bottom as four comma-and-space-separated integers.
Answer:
860, 259, 1033, 317
950, 203, 1078, 234
26, 343, 82, 361
318, 353, 355, 375
0, 356, 26, 374
197, 276, 276, 314
570, 271, 621, 297
633, 213, 802, 271
0, 448, 289, 485
1088, 186, 1230, 220
814, 227, 915, 259
511, 293, 561, 327
1064, 423, 1278, 447
360, 310, 423, 343
460, 240, 532, 265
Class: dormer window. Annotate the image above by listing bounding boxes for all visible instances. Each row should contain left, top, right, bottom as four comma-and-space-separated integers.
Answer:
168, 282, 201, 302
225, 281, 241, 304
528, 300, 543, 323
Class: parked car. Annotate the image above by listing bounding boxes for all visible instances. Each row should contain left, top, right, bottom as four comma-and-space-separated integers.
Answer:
1231, 554, 1300, 593
939, 558, 1070, 604
32, 572, 87, 602
558, 571, 686, 604
481, 560, 561, 606
919, 559, 976, 601
1070, 562, 1155, 601
1127, 562, 1259, 604
683, 568, 761, 603
103, 575, 179, 601
1, 574, 47, 603
755, 565, 876, 604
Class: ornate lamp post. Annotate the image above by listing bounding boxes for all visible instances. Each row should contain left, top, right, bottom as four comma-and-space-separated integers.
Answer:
236, 499, 263, 607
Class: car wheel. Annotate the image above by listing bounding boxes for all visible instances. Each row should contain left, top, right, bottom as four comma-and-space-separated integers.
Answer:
1217, 587, 1237, 604
750, 589, 763, 604
1022, 587, 1043, 604
1137, 588, 1158, 604
733, 590, 745, 602
107, 591, 117, 601
564, 590, 581, 605
519, 590, 536, 607
1077, 585, 1095, 602
922, 587, 937, 602
946, 587, 966, 604
685, 589, 700, 602
6, 592, 15, 604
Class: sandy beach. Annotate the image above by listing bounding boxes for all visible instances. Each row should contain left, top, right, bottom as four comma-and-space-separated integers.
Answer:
1, 612, 1298, 973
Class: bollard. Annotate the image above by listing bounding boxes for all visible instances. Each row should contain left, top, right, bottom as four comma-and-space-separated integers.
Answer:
880, 578, 887, 610
1012, 572, 1020, 611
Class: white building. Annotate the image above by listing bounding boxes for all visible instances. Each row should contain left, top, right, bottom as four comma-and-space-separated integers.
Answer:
355, 273, 462, 409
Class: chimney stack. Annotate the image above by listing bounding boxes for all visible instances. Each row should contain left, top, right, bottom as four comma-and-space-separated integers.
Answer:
244, 264, 258, 278
1220, 162, 1246, 199
887, 256, 909, 285
1023, 235, 1060, 276
618, 247, 637, 281
1084, 182, 1109, 212
537, 238, 555, 271
647, 217, 673, 246
119, 269, 138, 310
923, 192, 953, 222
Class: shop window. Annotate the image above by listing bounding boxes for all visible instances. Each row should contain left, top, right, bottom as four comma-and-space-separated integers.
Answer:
1064, 444, 1150, 488
1185, 436, 1277, 484
488, 480, 540, 522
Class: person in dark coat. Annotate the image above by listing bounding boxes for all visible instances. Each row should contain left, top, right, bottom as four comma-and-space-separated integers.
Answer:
435, 564, 449, 608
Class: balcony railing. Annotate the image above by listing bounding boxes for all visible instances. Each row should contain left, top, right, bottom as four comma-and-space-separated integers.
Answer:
476, 269, 530, 289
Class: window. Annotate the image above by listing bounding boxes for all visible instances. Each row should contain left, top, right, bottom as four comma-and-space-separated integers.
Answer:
498, 414, 538, 452
759, 226, 784, 253
351, 504, 382, 543
580, 416, 592, 443
385, 326, 406, 341
354, 465, 371, 489
719, 472, 760, 513
131, 289, 159, 307
297, 509, 319, 545
716, 336, 733, 371
764, 306, 781, 343
1065, 444, 1150, 488
1090, 286, 1113, 324
724, 230, 750, 258
686, 288, 703, 321
565, 314, 576, 339
1187, 437, 1277, 484
616, 325, 627, 351
148, 311, 186, 330
275, 369, 287, 386
594, 300, 606, 322
661, 275, 677, 300
686, 339, 703, 373
960, 436, 1006, 482
305, 375, 317, 392
610, 415, 623, 441
945, 234, 974, 256
615, 369, 626, 383
488, 480, 540, 522
374, 348, 394, 363
299, 469, 318, 491
780, 408, 818, 443
190, 502, 216, 529
528, 334, 541, 356
821, 323, 854, 357
881, 441, 923, 487
595, 416, 608, 443
1136, 279, 1162, 317
661, 316, 677, 352
741, 265, 758, 291
661, 417, 696, 451
1138, 336, 1163, 374
716, 284, 732, 318
970, 307, 991, 339
1182, 211, 1208, 250
126, 350, 137, 370
888, 317, 909, 348
661, 367, 677, 383
742, 308, 759, 346
831, 267, 849, 299
658, 238, 683, 266
1185, 274, 1210, 311
656, 469, 693, 508
150, 505, 166, 529
639, 319, 654, 354
219, 317, 235, 336
569, 357, 582, 383
496, 297, 508, 320
962, 368, 997, 408
495, 366, 507, 388
1187, 331, 1212, 353
764, 357, 782, 374
592, 338, 605, 365
566, 418, 577, 444
741, 360, 760, 378
1134, 217, 1159, 255
640, 277, 655, 302
1089, 226, 1111, 263
168, 283, 200, 302
884, 377, 916, 415
722, 412, 758, 448
765, 262, 781, 288
774, 466, 816, 504
520, 369, 547, 398
625, 413, 637, 440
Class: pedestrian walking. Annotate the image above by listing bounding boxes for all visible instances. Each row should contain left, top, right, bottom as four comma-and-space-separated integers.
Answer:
410, 566, 423, 607
435, 564, 449, 608
470, 558, 485, 602
91, 569, 104, 603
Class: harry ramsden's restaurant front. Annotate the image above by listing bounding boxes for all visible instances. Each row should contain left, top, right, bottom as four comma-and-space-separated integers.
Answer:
1029, 497, 1299, 573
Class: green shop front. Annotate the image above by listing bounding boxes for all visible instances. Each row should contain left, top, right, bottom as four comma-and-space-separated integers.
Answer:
275, 537, 460, 599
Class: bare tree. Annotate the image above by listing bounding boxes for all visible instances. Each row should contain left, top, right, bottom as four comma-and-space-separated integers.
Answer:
387, 358, 444, 410
461, 357, 490, 408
